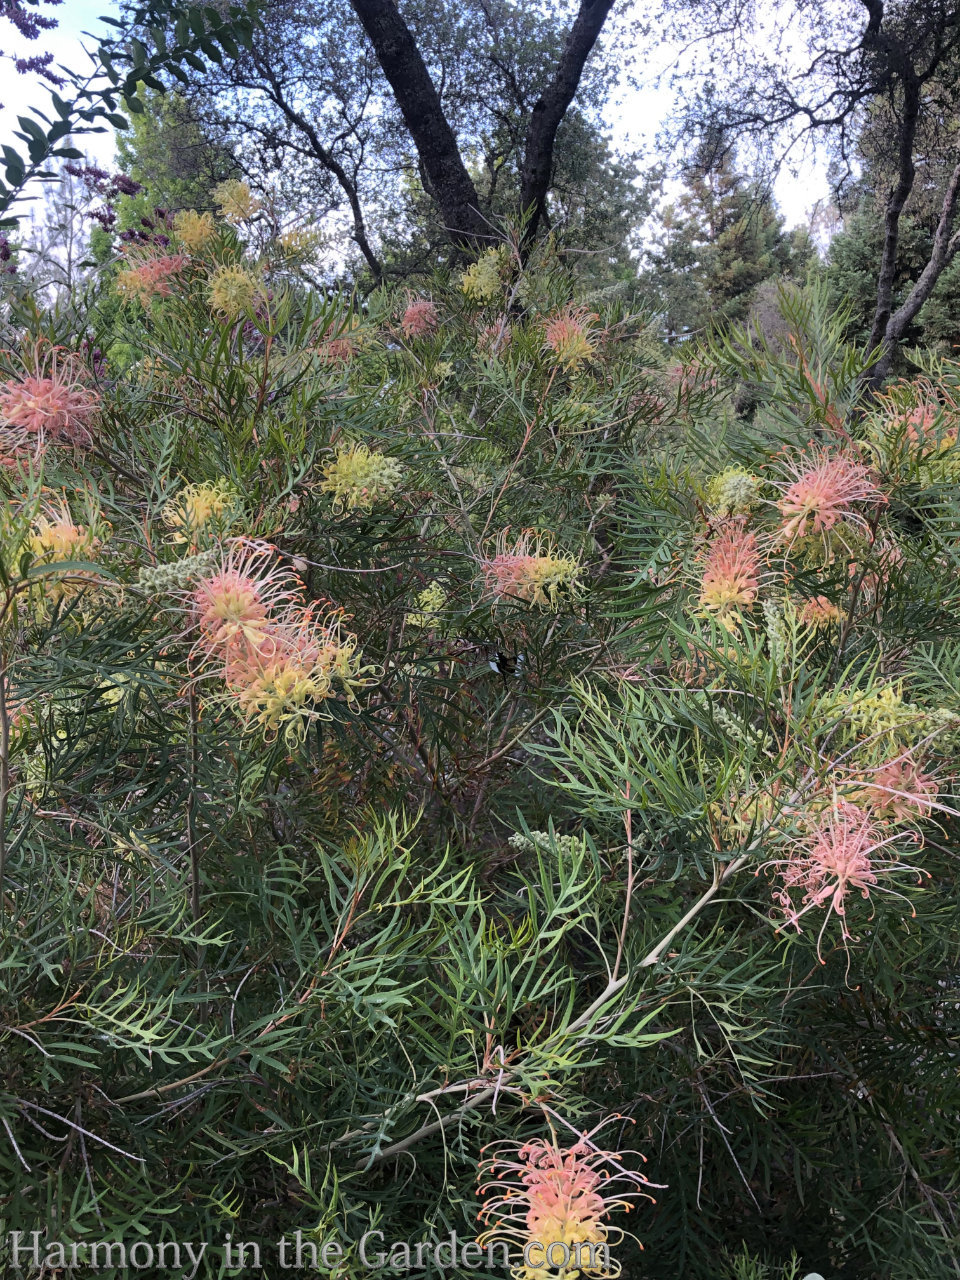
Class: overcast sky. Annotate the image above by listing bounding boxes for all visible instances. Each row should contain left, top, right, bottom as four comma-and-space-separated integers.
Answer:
1, 0, 830, 232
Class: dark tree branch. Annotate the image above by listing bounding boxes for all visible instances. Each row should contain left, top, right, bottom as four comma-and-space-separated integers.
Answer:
864, 75, 921, 361
347, 0, 489, 248
519, 0, 619, 248
251, 55, 385, 281
870, 156, 960, 385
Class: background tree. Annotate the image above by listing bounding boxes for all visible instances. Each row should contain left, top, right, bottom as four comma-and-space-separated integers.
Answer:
176, 0, 640, 278
641, 155, 812, 339
114, 89, 239, 217
664, 0, 960, 386
824, 92, 960, 359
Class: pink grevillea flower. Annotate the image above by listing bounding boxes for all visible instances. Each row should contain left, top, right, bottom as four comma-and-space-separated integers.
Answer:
799, 594, 845, 628
902, 402, 941, 445
179, 543, 374, 739
0, 349, 99, 447
222, 603, 371, 738
697, 517, 761, 624
543, 305, 599, 372
481, 530, 583, 610
855, 754, 940, 824
760, 798, 923, 958
776, 448, 886, 550
400, 298, 439, 339
116, 250, 189, 305
189, 541, 299, 667
477, 1122, 654, 1279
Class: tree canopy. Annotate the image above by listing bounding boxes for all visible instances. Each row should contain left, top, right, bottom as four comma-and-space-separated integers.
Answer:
169, 0, 642, 278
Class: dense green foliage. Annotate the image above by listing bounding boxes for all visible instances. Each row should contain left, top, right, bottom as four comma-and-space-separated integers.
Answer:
641, 158, 814, 339
0, 198, 959, 1280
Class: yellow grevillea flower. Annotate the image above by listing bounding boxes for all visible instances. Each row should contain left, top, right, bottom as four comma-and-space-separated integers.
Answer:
406, 581, 446, 628
28, 495, 106, 603
705, 467, 762, 516
319, 443, 403, 514
162, 480, 241, 544
460, 248, 508, 302
214, 179, 261, 223
174, 209, 216, 252
207, 265, 263, 320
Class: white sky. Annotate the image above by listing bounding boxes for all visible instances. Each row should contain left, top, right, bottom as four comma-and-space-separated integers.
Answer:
0, 0, 830, 231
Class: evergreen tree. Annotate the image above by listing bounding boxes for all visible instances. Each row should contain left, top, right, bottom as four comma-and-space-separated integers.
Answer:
641, 156, 810, 339
114, 90, 240, 220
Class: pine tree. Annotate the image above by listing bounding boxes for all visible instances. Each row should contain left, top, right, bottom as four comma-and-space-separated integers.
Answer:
642, 155, 810, 339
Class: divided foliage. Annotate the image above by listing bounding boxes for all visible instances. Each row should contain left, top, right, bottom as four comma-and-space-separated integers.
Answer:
0, 200, 959, 1279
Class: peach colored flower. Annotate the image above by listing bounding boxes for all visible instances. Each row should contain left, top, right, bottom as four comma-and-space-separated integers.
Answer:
224, 605, 365, 734
400, 298, 439, 339
189, 541, 298, 666
0, 349, 99, 446
799, 595, 845, 628
777, 448, 886, 550
176, 541, 375, 738
761, 798, 923, 957
477, 1122, 653, 1279
482, 530, 583, 610
855, 754, 939, 824
116, 250, 189, 305
902, 402, 942, 445
697, 517, 761, 623
543, 305, 599, 372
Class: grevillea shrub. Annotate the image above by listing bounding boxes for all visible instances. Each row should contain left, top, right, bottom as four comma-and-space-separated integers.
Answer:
0, 212, 958, 1280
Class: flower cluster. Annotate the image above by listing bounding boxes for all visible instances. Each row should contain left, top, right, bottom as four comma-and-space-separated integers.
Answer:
477, 1124, 653, 1280
847, 683, 921, 744
183, 541, 373, 741
461, 247, 510, 303
207, 264, 264, 320
406, 581, 446, 628
482, 530, 583, 610
317, 336, 357, 366
477, 319, 512, 357
317, 317, 362, 367
162, 480, 242, 546
543, 305, 599, 372
319, 443, 403, 514
214, 179, 262, 224
697, 518, 761, 627
854, 753, 940, 823
762, 798, 924, 957
776, 447, 886, 553
278, 226, 320, 256
507, 830, 587, 859
173, 210, 216, 252
798, 594, 845, 629
27, 495, 105, 606
0, 347, 99, 451
116, 250, 190, 306
705, 467, 762, 516
400, 298, 439, 339
138, 549, 219, 593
